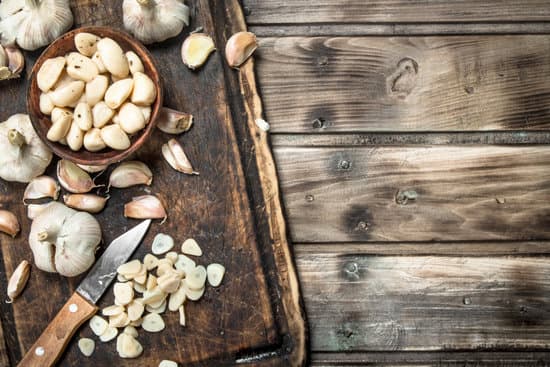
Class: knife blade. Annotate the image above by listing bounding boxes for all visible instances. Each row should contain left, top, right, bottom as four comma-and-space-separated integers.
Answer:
18, 219, 151, 367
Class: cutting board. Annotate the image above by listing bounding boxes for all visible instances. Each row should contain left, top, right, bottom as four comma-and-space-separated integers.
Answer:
0, 0, 307, 365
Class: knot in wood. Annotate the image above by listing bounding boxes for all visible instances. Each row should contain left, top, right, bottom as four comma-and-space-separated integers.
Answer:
387, 57, 419, 99
305, 194, 314, 202
395, 189, 418, 205
312, 117, 327, 129
463, 297, 472, 305
338, 159, 351, 170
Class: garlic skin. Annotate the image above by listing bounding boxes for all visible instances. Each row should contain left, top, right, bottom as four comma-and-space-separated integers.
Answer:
57, 159, 97, 193
7, 260, 30, 302
64, 194, 108, 214
156, 107, 193, 134
124, 195, 167, 221
225, 31, 258, 69
109, 161, 153, 189
23, 175, 60, 202
122, 0, 190, 45
0, 114, 52, 183
29, 202, 101, 277
0, 0, 73, 51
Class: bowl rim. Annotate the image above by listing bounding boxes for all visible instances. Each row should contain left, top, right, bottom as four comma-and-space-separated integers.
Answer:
27, 26, 163, 166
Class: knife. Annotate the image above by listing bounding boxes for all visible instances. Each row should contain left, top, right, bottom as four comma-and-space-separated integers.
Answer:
18, 219, 152, 367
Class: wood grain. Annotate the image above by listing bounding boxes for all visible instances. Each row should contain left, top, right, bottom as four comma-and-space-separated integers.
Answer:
274, 146, 550, 242
256, 36, 550, 132
243, 0, 550, 25
295, 250, 550, 351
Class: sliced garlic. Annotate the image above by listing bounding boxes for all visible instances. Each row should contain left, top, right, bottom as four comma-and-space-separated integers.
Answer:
174, 254, 196, 276
78, 338, 95, 357
152, 233, 174, 255
225, 31, 258, 69
74, 102, 93, 131
99, 326, 118, 342
75, 32, 101, 57
63, 194, 108, 213
160, 360, 179, 367
165, 251, 178, 264
117, 332, 143, 358
141, 287, 166, 305
178, 305, 186, 326
134, 281, 146, 293
207, 263, 225, 287
66, 52, 99, 82
23, 176, 59, 202
39, 93, 55, 115
124, 195, 167, 221
66, 120, 84, 151
156, 107, 193, 134
105, 78, 134, 109
123, 325, 139, 338
142, 313, 165, 333
181, 238, 202, 256
109, 312, 130, 328
162, 139, 198, 175
157, 270, 182, 294
7, 260, 30, 302
102, 305, 125, 317
49, 80, 85, 108
97, 38, 130, 78
118, 102, 146, 134
83, 128, 107, 152
46, 113, 72, 142
133, 266, 148, 284
126, 51, 144, 75
118, 259, 143, 276
101, 124, 131, 150
145, 299, 167, 314
127, 299, 145, 321
0, 210, 20, 237
186, 265, 207, 291
143, 254, 159, 271
181, 33, 215, 70
168, 281, 186, 312
57, 159, 96, 193
146, 274, 158, 291
130, 318, 143, 327
131, 72, 156, 106
92, 101, 115, 128
86, 74, 109, 106
89, 315, 108, 336
183, 280, 205, 301
37, 56, 66, 93
148, 294, 168, 309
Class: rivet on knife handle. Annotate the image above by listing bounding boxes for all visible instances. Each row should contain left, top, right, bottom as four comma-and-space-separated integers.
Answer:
18, 292, 97, 367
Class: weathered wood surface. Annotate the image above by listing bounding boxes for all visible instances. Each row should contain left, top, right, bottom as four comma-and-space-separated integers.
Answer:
0, 0, 306, 366
295, 249, 550, 351
243, 0, 550, 25
274, 146, 550, 243
255, 36, 550, 133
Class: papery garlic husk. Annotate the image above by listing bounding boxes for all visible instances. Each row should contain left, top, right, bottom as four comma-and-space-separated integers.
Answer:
156, 107, 193, 134
0, 209, 20, 237
57, 159, 99, 193
64, 194, 108, 214
0, 114, 52, 183
0, 44, 6, 66
124, 195, 166, 221
27, 202, 54, 220
122, 0, 190, 44
29, 202, 101, 277
0, 45, 24, 80
109, 161, 153, 189
225, 31, 258, 69
77, 163, 109, 173
181, 33, 215, 70
0, 0, 74, 51
161, 138, 198, 175
23, 175, 60, 202
7, 260, 30, 302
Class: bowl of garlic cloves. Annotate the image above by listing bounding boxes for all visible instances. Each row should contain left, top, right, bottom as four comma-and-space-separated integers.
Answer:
27, 26, 163, 166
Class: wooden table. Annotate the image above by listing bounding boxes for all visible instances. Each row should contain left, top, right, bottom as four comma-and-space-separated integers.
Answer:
244, 0, 550, 365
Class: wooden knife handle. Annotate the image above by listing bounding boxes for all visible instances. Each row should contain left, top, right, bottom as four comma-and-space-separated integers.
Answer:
18, 292, 98, 367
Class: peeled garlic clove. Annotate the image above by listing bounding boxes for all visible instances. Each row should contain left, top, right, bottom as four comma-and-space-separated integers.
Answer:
124, 195, 167, 220
131, 72, 156, 106
46, 113, 72, 142
23, 176, 59, 202
142, 313, 165, 333
118, 102, 146, 134
92, 101, 115, 128
109, 161, 153, 189
225, 31, 258, 68
57, 159, 96, 193
77, 163, 109, 173
152, 233, 174, 255
7, 260, 30, 302
89, 315, 108, 336
63, 194, 108, 213
74, 102, 93, 131
186, 265, 207, 291
160, 360, 179, 367
75, 32, 101, 57
83, 128, 107, 152
37, 56, 66, 92
51, 107, 73, 123
78, 337, 95, 357
101, 124, 131, 151
162, 138, 198, 175
97, 38, 130, 78
181, 33, 216, 70
126, 51, 144, 75
181, 238, 202, 256
156, 107, 193, 134
207, 263, 225, 287
49, 80, 85, 108
66, 52, 99, 82
174, 254, 195, 276
39, 93, 55, 115
86, 74, 109, 106
99, 326, 118, 342
92, 52, 107, 74
66, 121, 85, 151
168, 281, 186, 312
105, 78, 134, 109
141, 106, 151, 123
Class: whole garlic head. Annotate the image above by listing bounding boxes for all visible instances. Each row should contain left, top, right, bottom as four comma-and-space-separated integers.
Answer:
0, 0, 73, 50
123, 0, 190, 44
29, 202, 101, 277
0, 114, 52, 183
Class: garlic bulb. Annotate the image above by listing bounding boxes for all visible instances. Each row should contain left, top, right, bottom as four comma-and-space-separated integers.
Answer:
0, 114, 52, 183
29, 202, 101, 277
122, 0, 190, 44
0, 0, 73, 51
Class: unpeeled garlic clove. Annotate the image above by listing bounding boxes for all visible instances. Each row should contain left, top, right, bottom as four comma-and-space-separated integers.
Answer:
225, 31, 258, 69
37, 56, 66, 92
161, 138, 198, 175
124, 195, 167, 221
101, 124, 131, 151
23, 176, 60, 202
63, 194, 109, 214
156, 107, 193, 134
180, 33, 215, 70
57, 159, 97, 193
109, 161, 153, 189
83, 128, 107, 152
7, 260, 30, 303
0, 209, 20, 237
1, 47, 25, 79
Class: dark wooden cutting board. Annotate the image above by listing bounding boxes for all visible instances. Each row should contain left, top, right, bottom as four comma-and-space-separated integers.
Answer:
0, 0, 307, 365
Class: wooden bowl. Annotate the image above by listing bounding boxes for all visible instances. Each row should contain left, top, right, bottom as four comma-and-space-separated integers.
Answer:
27, 26, 163, 166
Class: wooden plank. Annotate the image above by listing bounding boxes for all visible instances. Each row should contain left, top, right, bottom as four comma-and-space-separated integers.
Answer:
243, 0, 550, 25
0, 316, 9, 367
0, 0, 306, 365
274, 146, 550, 242
295, 250, 550, 351
256, 36, 550, 132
